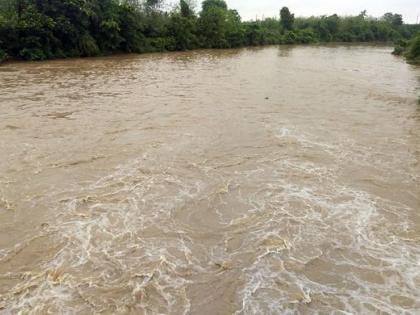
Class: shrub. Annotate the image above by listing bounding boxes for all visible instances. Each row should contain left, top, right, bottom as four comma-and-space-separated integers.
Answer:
296, 29, 317, 44
0, 48, 6, 63
78, 34, 99, 57
19, 47, 46, 60
392, 46, 405, 55
405, 33, 420, 64
283, 31, 297, 44
392, 39, 408, 55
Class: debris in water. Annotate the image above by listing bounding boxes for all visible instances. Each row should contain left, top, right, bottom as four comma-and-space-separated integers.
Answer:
0, 197, 12, 210
289, 289, 312, 305
214, 260, 234, 271
47, 269, 66, 283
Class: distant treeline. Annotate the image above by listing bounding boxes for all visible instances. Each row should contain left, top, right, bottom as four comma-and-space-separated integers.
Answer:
0, 0, 419, 62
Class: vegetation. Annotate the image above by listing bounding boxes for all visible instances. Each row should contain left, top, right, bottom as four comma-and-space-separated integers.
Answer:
393, 33, 420, 65
405, 33, 420, 64
0, 48, 5, 62
392, 39, 408, 56
0, 0, 419, 62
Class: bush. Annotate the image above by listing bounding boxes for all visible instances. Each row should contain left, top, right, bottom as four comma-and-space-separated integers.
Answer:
147, 37, 176, 52
283, 31, 297, 44
295, 29, 317, 44
19, 47, 46, 60
392, 46, 405, 55
405, 33, 420, 64
0, 49, 6, 63
78, 34, 100, 57
392, 39, 408, 55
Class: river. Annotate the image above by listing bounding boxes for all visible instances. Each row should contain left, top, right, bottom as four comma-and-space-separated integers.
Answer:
0, 45, 419, 314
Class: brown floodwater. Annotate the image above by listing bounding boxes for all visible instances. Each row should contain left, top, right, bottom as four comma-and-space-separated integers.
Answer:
0, 45, 419, 314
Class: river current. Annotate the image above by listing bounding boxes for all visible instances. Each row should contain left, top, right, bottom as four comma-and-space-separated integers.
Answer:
0, 45, 419, 314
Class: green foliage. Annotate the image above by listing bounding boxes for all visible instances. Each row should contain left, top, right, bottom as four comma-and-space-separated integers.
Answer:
78, 33, 99, 57
392, 39, 408, 55
148, 36, 175, 52
392, 45, 405, 56
392, 32, 420, 65
295, 13, 409, 43
117, 4, 146, 53
0, 48, 6, 63
280, 7, 294, 32
202, 0, 227, 11
168, 13, 196, 50
167, 0, 197, 50
197, 5, 228, 48
294, 29, 317, 44
405, 33, 420, 64
0, 1, 418, 62
243, 22, 263, 46
283, 31, 297, 44
243, 19, 281, 46
145, 0, 164, 13
225, 10, 245, 47
180, 0, 193, 18
382, 13, 403, 27
198, 2, 243, 49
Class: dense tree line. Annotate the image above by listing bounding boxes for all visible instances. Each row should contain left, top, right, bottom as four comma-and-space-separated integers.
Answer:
0, 0, 419, 62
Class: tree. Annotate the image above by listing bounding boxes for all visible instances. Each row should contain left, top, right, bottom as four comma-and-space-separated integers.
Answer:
313, 15, 339, 42
383, 13, 403, 27
0, 0, 415, 61
118, 3, 146, 53
15, 0, 26, 19
201, 0, 227, 11
280, 7, 294, 32
198, 5, 228, 48
180, 0, 193, 18
167, 0, 197, 50
145, 0, 163, 12
358, 10, 367, 19
225, 9, 244, 47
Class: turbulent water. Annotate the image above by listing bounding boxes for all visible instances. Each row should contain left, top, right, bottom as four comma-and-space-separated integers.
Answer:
0, 45, 419, 314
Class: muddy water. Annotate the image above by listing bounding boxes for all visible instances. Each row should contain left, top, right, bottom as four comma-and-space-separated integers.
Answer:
0, 45, 419, 314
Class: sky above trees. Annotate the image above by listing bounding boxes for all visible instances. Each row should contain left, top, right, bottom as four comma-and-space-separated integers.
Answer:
168, 0, 419, 23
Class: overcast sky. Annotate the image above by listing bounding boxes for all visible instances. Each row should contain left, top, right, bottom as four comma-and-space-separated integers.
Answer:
168, 0, 419, 24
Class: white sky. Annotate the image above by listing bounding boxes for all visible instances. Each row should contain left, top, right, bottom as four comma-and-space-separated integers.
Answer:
168, 0, 419, 24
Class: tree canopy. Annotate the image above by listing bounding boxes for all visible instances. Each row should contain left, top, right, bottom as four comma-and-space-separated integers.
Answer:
202, 0, 228, 12
0, 0, 418, 62
280, 7, 295, 32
